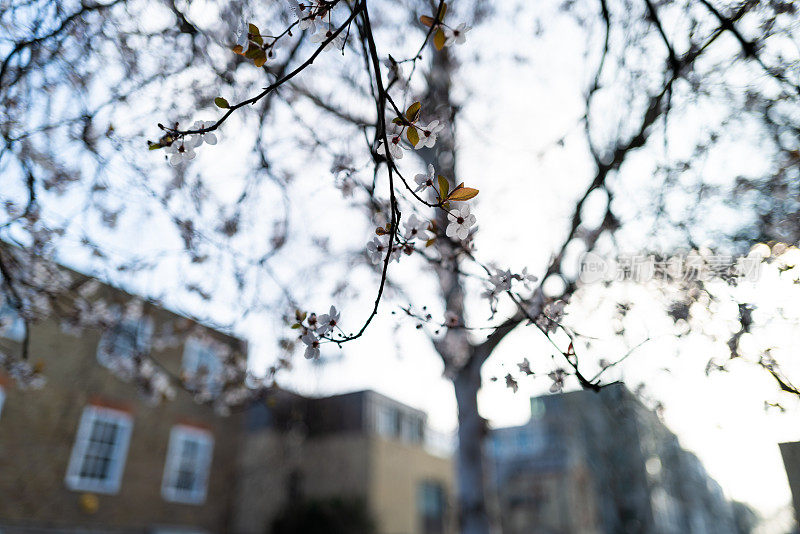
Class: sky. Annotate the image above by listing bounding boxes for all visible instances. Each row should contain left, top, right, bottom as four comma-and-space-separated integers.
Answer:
5, 0, 798, 528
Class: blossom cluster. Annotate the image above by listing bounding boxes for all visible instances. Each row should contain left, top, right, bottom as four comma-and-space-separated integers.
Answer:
481, 266, 538, 315
291, 306, 341, 359
377, 102, 445, 160
165, 121, 218, 166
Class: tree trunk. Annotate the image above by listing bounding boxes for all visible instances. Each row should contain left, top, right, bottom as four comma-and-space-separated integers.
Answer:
453, 355, 491, 534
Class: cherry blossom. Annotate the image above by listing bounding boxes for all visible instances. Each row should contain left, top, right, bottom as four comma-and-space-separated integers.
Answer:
403, 214, 430, 241
189, 121, 218, 147
415, 120, 445, 149
445, 23, 471, 46
317, 306, 340, 335
290, 0, 328, 32
376, 132, 404, 160
446, 205, 476, 240
301, 331, 320, 359
518, 267, 538, 289
165, 140, 196, 166
311, 27, 345, 52
366, 236, 389, 264
548, 369, 567, 393
414, 164, 435, 192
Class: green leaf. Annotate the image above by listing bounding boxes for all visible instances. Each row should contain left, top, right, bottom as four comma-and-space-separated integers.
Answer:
405, 101, 422, 122
434, 28, 446, 51
214, 97, 230, 108
248, 23, 260, 36
148, 142, 161, 150
392, 116, 405, 125
407, 126, 419, 147
437, 175, 449, 200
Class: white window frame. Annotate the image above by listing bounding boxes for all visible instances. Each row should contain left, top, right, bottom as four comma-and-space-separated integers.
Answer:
182, 338, 223, 394
97, 316, 153, 367
161, 425, 214, 505
65, 405, 133, 494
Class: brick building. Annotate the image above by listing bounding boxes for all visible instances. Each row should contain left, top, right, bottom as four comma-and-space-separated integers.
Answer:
0, 280, 246, 533
0, 268, 455, 534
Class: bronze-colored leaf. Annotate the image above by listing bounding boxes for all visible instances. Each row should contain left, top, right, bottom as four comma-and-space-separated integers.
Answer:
448, 187, 479, 201
407, 126, 420, 147
434, 28, 446, 50
405, 101, 422, 122
420, 15, 435, 27
253, 49, 268, 67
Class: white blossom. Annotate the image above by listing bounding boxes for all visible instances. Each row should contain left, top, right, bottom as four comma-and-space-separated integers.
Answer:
301, 331, 320, 359
414, 164, 435, 192
165, 140, 196, 166
311, 27, 344, 52
446, 205, 476, 241
366, 236, 389, 264
188, 121, 218, 147
548, 369, 566, 393
518, 267, 538, 289
415, 120, 445, 149
404, 213, 430, 241
317, 305, 340, 335
290, 0, 324, 31
445, 23, 471, 46
376, 132, 404, 160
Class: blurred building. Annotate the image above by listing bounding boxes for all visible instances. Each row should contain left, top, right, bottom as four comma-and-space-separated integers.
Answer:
488, 384, 740, 534
780, 441, 800, 532
0, 277, 246, 533
235, 389, 455, 534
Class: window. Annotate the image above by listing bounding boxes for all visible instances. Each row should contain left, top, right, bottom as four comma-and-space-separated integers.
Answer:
418, 480, 446, 534
376, 404, 400, 438
401, 414, 425, 444
65, 406, 133, 494
0, 301, 25, 342
162, 425, 214, 504
182, 338, 223, 394
97, 317, 153, 367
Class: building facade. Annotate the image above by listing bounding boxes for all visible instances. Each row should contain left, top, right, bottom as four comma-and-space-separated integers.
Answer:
235, 390, 455, 534
780, 441, 800, 532
488, 385, 739, 534
0, 280, 246, 533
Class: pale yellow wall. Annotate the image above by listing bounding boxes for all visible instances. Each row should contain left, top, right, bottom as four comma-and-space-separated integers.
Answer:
368, 436, 455, 534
